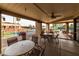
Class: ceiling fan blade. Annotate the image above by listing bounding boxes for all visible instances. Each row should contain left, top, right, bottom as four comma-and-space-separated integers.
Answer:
55, 15, 62, 17
51, 15, 56, 18
51, 12, 61, 18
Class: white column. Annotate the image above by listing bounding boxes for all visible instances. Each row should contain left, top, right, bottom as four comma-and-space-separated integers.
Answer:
46, 24, 49, 31
36, 22, 42, 45
36, 22, 42, 37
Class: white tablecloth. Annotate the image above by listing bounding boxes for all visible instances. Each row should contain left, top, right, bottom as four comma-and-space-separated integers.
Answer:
4, 40, 35, 56
44, 33, 53, 35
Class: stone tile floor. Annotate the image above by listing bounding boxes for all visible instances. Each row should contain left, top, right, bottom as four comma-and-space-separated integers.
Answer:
44, 39, 79, 56
1, 34, 79, 56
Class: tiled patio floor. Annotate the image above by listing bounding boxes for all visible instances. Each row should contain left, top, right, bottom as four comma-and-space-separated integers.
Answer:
1, 32, 79, 56
44, 39, 79, 56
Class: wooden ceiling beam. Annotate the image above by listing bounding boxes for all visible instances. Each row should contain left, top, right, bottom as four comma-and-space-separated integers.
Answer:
33, 3, 48, 16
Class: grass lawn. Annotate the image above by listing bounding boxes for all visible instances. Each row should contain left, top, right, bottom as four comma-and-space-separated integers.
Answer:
1, 32, 18, 39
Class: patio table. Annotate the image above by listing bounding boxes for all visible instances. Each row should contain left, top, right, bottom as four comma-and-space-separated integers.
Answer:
42, 33, 53, 41
4, 40, 35, 56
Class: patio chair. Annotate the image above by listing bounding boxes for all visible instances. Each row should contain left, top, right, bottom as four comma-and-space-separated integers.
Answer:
54, 34, 59, 44
28, 44, 46, 56
32, 35, 38, 46
7, 37, 18, 46
19, 32, 26, 40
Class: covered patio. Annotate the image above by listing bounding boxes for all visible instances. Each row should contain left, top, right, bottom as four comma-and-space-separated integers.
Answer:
0, 3, 79, 56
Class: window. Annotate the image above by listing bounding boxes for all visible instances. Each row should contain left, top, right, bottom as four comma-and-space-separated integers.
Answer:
1, 13, 36, 54
42, 23, 46, 29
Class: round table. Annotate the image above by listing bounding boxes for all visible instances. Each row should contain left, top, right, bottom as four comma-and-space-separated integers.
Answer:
4, 40, 35, 56
43, 33, 53, 41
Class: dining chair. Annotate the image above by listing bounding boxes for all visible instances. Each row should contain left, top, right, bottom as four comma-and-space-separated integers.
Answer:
7, 37, 18, 46
28, 45, 46, 56
29, 34, 46, 56
32, 35, 38, 46
19, 32, 26, 40
54, 34, 59, 44
39, 44, 46, 56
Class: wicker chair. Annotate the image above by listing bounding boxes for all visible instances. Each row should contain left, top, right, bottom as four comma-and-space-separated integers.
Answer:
28, 45, 46, 56
54, 34, 59, 44
19, 32, 26, 40
32, 35, 38, 46
28, 35, 46, 56
7, 37, 18, 46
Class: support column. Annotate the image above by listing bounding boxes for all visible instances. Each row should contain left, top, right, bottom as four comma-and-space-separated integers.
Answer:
0, 10, 1, 54
46, 24, 49, 31
36, 21, 42, 37
66, 22, 69, 32
73, 18, 77, 41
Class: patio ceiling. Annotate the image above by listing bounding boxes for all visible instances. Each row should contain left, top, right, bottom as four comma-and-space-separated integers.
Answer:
0, 3, 79, 23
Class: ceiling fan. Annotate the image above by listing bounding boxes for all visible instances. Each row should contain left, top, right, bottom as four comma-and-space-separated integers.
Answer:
50, 12, 62, 19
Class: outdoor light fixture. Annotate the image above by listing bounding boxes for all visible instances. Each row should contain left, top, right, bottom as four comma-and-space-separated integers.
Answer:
25, 8, 27, 12
3, 17, 5, 21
